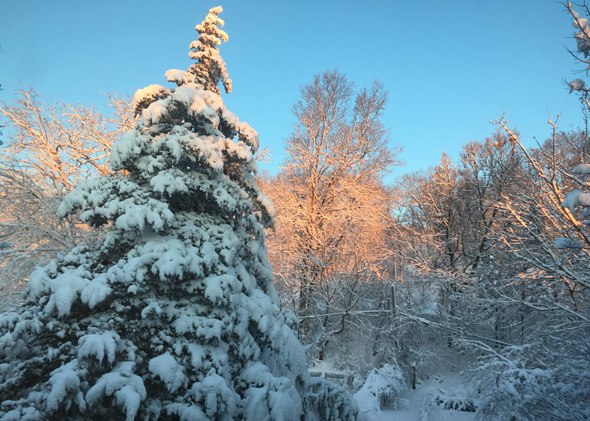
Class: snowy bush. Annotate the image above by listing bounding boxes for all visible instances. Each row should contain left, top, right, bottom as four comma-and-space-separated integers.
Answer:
469, 342, 590, 421
353, 363, 407, 413
0, 6, 358, 420
419, 386, 475, 418
305, 377, 359, 421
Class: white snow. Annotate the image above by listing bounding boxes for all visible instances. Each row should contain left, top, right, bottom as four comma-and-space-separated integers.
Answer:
149, 352, 188, 393
573, 17, 589, 29
109, 130, 145, 171
77, 331, 120, 364
239, 362, 302, 421
568, 78, 586, 92
571, 162, 590, 174
29, 269, 90, 317
164, 69, 196, 86
188, 371, 239, 419
86, 361, 146, 421
46, 361, 86, 413
560, 189, 590, 211
554, 236, 583, 249
1, 407, 41, 420
141, 300, 164, 319
80, 274, 112, 309
363, 374, 476, 421
115, 385, 143, 421
203, 274, 238, 304
257, 192, 276, 219
164, 402, 208, 420
132, 84, 171, 110
354, 364, 407, 413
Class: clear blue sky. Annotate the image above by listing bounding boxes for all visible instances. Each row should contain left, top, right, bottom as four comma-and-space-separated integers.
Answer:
0, 0, 586, 177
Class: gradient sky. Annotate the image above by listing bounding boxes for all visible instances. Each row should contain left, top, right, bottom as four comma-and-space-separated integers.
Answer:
0, 0, 586, 179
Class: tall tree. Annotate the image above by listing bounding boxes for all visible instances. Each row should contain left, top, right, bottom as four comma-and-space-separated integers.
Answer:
0, 8, 357, 420
263, 70, 401, 360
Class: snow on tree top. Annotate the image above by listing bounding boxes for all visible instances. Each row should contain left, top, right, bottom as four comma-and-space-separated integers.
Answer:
132, 84, 171, 115
560, 190, 590, 211
206, 6, 224, 19
188, 5, 232, 94
573, 17, 589, 29
130, 83, 259, 154
569, 79, 586, 93
571, 162, 590, 174
554, 236, 583, 249
164, 69, 196, 87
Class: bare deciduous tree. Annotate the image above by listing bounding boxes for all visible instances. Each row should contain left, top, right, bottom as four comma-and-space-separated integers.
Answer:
0, 88, 135, 308
261, 70, 402, 360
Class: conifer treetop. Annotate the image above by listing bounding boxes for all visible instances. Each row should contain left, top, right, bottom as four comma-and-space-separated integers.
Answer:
188, 6, 232, 95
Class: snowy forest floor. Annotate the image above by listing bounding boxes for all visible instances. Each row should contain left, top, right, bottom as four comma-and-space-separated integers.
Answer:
363, 373, 476, 421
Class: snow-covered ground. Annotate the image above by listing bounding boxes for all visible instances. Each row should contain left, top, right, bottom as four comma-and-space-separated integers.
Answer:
362, 374, 476, 421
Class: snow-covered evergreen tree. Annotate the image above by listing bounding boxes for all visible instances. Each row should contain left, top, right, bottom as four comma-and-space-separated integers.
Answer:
0, 6, 358, 420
